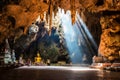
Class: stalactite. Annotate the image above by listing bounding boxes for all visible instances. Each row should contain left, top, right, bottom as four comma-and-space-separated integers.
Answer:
45, 0, 53, 35
40, 12, 44, 21
46, 12, 49, 23
53, 6, 58, 17
49, 0, 53, 33
53, 1, 58, 17
70, 0, 76, 25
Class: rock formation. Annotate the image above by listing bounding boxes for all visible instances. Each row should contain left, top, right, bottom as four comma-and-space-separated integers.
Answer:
99, 15, 120, 61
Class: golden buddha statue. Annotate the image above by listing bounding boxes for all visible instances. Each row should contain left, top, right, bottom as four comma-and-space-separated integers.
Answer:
35, 52, 41, 63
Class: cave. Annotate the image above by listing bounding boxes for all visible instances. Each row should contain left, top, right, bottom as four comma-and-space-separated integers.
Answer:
0, 0, 120, 65
0, 0, 120, 80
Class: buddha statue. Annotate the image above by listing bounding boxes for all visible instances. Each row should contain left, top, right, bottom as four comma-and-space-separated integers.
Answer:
35, 52, 41, 63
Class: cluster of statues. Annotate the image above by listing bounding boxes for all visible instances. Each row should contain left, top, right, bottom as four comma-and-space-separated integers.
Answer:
4, 49, 16, 64
3, 48, 50, 66
18, 52, 49, 66
2, 38, 50, 66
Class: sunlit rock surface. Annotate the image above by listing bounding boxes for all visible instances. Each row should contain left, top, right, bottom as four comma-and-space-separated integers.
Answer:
99, 15, 120, 61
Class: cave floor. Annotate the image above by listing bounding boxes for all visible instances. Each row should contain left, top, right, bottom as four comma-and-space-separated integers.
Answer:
0, 65, 120, 80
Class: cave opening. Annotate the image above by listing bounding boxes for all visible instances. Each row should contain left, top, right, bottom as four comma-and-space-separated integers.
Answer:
30, 9, 98, 64
9, 8, 97, 64
0, 8, 99, 65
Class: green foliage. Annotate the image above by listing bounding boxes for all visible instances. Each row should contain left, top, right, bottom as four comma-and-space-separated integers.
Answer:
38, 42, 59, 62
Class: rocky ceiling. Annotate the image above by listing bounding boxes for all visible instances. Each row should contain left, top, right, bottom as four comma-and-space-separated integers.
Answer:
0, 0, 120, 61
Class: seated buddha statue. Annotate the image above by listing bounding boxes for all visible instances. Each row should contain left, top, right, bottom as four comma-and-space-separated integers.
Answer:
35, 52, 41, 64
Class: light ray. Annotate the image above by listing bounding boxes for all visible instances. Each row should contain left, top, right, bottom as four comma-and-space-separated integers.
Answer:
59, 10, 98, 64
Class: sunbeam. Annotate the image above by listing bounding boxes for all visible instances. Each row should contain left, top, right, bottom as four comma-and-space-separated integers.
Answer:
59, 9, 98, 64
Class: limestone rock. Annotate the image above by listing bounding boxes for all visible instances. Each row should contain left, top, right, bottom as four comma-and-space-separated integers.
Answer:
99, 16, 120, 61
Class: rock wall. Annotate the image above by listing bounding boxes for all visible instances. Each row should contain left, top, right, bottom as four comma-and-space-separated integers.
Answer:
84, 0, 120, 61
99, 15, 120, 61
0, 0, 48, 43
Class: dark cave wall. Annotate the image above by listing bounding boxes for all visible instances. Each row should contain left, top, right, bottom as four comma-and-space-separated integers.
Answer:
81, 10, 102, 46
